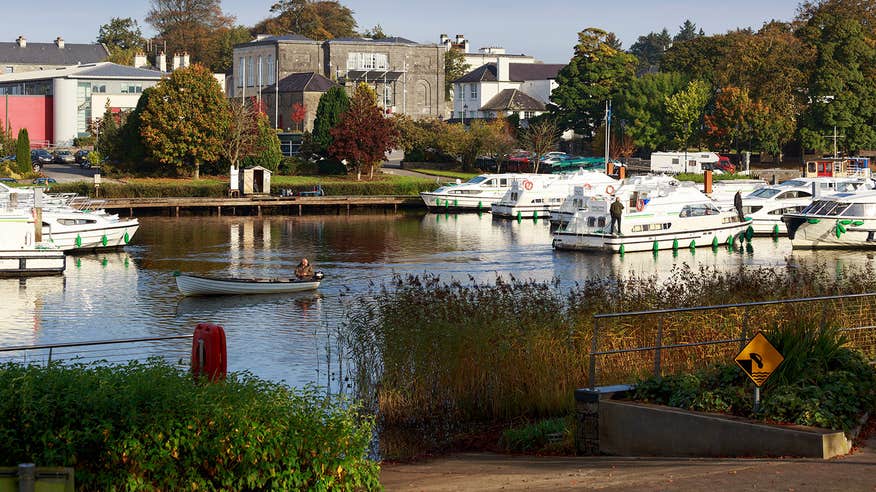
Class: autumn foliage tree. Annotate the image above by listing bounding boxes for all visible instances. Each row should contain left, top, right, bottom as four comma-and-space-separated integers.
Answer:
139, 64, 230, 178
329, 83, 398, 180
223, 98, 262, 169
146, 0, 236, 72
290, 103, 306, 132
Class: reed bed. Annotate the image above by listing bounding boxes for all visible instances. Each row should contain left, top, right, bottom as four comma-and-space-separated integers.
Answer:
338, 263, 876, 457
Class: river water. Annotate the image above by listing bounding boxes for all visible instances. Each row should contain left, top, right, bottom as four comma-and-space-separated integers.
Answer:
2, 212, 874, 388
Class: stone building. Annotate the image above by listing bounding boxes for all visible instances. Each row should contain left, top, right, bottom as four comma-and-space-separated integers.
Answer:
0, 36, 109, 74
260, 72, 337, 132
232, 34, 445, 124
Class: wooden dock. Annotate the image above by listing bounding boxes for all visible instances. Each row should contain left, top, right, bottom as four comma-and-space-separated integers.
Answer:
101, 195, 425, 217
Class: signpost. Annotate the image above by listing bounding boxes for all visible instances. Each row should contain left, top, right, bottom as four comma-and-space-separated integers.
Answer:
734, 332, 784, 413
94, 172, 101, 198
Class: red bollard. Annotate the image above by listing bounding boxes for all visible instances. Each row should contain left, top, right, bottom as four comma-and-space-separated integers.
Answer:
191, 323, 227, 382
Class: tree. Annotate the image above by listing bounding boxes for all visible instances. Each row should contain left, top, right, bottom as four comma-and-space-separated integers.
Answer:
797, 0, 876, 153
629, 29, 672, 74
329, 83, 398, 180
704, 86, 752, 155
290, 103, 307, 132
223, 98, 262, 169
361, 24, 388, 39
97, 17, 146, 65
550, 28, 637, 138
661, 35, 725, 84
114, 88, 154, 171
146, 0, 235, 72
215, 26, 253, 74
312, 86, 350, 153
241, 114, 283, 172
15, 129, 30, 175
254, 0, 357, 40
444, 48, 470, 99
664, 79, 711, 157
139, 64, 230, 178
616, 72, 688, 154
482, 117, 517, 173
520, 119, 559, 173
674, 20, 704, 43
97, 103, 122, 160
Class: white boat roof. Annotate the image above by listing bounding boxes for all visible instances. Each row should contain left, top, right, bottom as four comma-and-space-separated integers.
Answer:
822, 190, 876, 203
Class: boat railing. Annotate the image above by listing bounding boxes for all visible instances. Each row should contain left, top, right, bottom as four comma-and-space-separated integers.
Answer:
0, 335, 194, 368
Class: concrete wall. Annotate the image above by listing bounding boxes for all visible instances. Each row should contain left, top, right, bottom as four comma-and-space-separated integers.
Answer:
0, 94, 53, 145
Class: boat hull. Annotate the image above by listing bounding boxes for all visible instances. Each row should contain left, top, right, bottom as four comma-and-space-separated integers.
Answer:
0, 249, 66, 277
45, 221, 140, 251
491, 204, 554, 219
420, 192, 497, 211
553, 223, 748, 253
176, 274, 322, 296
786, 217, 876, 249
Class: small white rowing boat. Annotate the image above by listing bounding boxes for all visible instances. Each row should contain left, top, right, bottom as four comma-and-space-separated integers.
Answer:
175, 272, 324, 296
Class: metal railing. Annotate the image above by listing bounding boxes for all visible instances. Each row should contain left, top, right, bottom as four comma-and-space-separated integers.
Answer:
589, 292, 876, 388
0, 335, 194, 368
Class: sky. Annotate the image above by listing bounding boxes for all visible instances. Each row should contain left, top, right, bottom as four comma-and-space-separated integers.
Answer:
2, 0, 804, 63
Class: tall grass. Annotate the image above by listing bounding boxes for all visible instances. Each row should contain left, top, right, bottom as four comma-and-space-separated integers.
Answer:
338, 263, 876, 457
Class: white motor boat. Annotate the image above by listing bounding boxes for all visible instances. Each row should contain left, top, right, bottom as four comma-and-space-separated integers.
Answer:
0, 211, 65, 277
419, 173, 537, 211
491, 170, 619, 219
0, 183, 139, 251
709, 179, 766, 209
744, 177, 873, 236
550, 182, 618, 226
175, 271, 324, 296
783, 191, 876, 249
552, 175, 747, 253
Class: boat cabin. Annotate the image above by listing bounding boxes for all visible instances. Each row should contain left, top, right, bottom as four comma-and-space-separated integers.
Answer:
805, 157, 870, 179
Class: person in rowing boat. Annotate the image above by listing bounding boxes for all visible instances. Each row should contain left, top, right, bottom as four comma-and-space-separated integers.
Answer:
295, 258, 314, 280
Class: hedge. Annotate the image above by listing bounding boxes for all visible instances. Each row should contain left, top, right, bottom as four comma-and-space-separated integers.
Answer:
0, 360, 380, 490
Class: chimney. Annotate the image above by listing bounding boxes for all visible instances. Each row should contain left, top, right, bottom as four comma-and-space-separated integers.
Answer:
182, 52, 190, 68
172, 52, 182, 71
462, 39, 470, 53
497, 57, 510, 81
133, 52, 147, 68
440, 34, 449, 45
55, 37, 64, 49
16, 36, 26, 48
157, 51, 167, 72
455, 34, 465, 44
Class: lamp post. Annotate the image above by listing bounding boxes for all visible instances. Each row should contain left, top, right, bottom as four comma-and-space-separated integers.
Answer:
462, 103, 468, 125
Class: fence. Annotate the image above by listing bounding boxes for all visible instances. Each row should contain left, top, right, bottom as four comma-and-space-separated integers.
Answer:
0, 335, 193, 369
589, 292, 876, 388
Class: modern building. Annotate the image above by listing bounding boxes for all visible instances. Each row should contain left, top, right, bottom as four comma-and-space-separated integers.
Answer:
452, 60, 564, 124
232, 34, 445, 124
0, 36, 109, 74
0, 62, 164, 146
260, 71, 337, 132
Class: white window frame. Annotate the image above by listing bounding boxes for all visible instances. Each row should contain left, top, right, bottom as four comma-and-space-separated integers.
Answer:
470, 83, 477, 99
247, 56, 254, 86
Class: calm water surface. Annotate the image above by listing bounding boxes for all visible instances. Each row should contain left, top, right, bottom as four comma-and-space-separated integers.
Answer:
2, 212, 874, 387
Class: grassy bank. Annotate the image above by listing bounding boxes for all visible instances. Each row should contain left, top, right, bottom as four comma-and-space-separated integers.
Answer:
0, 360, 379, 490
339, 264, 876, 458
47, 175, 438, 198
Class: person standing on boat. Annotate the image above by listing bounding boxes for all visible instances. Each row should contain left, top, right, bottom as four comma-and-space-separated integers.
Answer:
610, 197, 624, 236
295, 258, 314, 280
734, 191, 744, 221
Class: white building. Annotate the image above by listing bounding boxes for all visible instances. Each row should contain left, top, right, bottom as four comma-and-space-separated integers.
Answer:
453, 59, 564, 123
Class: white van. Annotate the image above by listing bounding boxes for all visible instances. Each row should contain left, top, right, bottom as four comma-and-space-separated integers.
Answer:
650, 152, 732, 174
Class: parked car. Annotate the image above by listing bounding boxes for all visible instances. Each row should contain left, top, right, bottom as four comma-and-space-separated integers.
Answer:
53, 150, 76, 164
540, 152, 568, 163
0, 177, 16, 183
74, 149, 90, 164
31, 149, 53, 164
32, 177, 57, 185
508, 151, 533, 164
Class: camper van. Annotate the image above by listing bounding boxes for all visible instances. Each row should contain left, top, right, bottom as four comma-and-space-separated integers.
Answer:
650, 152, 733, 174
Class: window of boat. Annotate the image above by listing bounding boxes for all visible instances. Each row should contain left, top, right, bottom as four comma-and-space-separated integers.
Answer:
597, 217, 606, 227
511, 192, 518, 201
801, 200, 824, 214
500, 179, 508, 187
587, 217, 596, 227
808, 162, 816, 173
818, 201, 839, 216
842, 203, 876, 217
484, 179, 495, 187
826, 203, 850, 216
783, 180, 806, 187
742, 205, 763, 214
750, 188, 781, 198
468, 176, 487, 184
57, 218, 96, 225
532, 198, 544, 203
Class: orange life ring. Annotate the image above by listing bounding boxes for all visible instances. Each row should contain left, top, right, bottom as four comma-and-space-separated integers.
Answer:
636, 199, 645, 212
583, 183, 592, 191
523, 180, 533, 191
606, 185, 616, 195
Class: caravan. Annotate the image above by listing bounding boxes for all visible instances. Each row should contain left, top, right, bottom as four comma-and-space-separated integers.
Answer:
650, 152, 733, 174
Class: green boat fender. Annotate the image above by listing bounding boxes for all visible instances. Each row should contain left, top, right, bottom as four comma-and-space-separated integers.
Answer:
619, 244, 625, 256
533, 210, 538, 220
672, 238, 679, 251
517, 211, 522, 222
123, 231, 130, 244
711, 236, 718, 249
652, 239, 659, 253
726, 235, 733, 246
852, 220, 865, 226
689, 240, 697, 251
772, 224, 779, 237
807, 218, 821, 224
745, 225, 754, 241
75, 234, 82, 248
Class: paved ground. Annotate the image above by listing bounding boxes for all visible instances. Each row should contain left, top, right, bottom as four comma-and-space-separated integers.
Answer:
380, 436, 876, 491
40, 162, 98, 183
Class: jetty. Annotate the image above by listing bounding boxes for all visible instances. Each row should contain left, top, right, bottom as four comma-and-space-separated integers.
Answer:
101, 195, 424, 217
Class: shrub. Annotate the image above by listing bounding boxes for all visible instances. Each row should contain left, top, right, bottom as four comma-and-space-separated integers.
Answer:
73, 135, 95, 147
278, 156, 318, 176
318, 158, 348, 175
241, 115, 282, 172
500, 418, 571, 453
16, 128, 30, 174
0, 360, 380, 490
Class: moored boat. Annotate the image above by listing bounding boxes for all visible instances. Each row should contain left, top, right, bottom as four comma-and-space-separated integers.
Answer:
491, 170, 618, 219
419, 173, 536, 211
783, 191, 876, 249
175, 271, 324, 296
0, 212, 65, 277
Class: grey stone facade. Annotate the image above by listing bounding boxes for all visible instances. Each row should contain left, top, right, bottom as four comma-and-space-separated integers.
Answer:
233, 35, 444, 120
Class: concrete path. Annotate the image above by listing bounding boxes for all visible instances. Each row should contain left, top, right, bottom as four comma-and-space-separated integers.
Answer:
41, 162, 99, 183
380, 437, 876, 491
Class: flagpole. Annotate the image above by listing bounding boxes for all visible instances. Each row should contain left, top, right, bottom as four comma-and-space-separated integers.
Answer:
275, 63, 279, 130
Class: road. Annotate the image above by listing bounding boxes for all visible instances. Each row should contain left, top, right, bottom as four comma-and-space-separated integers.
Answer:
40, 162, 99, 183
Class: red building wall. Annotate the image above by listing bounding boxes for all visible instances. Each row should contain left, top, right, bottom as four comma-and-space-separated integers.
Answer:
0, 95, 53, 147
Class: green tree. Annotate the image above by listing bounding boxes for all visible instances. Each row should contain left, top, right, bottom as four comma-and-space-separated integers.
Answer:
15, 129, 30, 174
0, 121, 14, 157
115, 88, 154, 170
674, 19, 704, 42
97, 104, 122, 160
550, 28, 637, 138
139, 64, 230, 178
329, 83, 398, 180
312, 86, 350, 153
361, 24, 388, 39
661, 35, 725, 84
664, 79, 711, 154
241, 114, 282, 172
797, 0, 876, 153
146, 0, 235, 72
616, 72, 688, 154
215, 26, 253, 74
97, 17, 146, 65
254, 0, 357, 40
223, 98, 262, 169
704, 86, 752, 155
629, 28, 672, 74
444, 48, 470, 99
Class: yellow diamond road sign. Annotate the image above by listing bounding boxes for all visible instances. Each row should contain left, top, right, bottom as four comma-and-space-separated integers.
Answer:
734, 332, 784, 387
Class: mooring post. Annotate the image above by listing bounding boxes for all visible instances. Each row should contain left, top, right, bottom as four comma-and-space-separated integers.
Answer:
175, 206, 180, 217
299, 204, 302, 216
574, 389, 600, 455
217, 206, 221, 217
18, 463, 35, 492
257, 205, 262, 217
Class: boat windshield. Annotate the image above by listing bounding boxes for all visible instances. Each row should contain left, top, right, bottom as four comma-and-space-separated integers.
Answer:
749, 188, 782, 198
842, 203, 876, 217
781, 180, 807, 187
467, 176, 487, 185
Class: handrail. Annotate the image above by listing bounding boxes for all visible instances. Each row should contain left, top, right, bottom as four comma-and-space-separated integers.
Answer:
0, 335, 193, 354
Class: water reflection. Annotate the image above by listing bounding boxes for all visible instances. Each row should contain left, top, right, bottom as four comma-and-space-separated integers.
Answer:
1, 213, 875, 387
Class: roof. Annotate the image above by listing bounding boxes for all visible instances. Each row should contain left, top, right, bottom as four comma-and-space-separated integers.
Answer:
261, 72, 337, 93
328, 36, 419, 45
508, 63, 564, 81
0, 40, 108, 66
479, 89, 546, 112
454, 63, 497, 83
238, 34, 318, 48
0, 62, 163, 83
